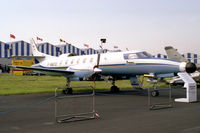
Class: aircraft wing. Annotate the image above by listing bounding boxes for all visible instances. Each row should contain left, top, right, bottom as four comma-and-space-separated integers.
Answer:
10, 56, 45, 58
11, 66, 74, 76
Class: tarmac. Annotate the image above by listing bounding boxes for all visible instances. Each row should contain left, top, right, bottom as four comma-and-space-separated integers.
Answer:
0, 88, 200, 133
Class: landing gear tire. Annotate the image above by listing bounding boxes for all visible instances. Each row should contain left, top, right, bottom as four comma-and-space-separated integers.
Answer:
62, 88, 73, 94
110, 86, 120, 93
151, 90, 159, 97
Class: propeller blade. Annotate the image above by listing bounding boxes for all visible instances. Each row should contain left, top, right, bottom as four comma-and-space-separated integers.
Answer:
93, 67, 102, 73
96, 53, 101, 67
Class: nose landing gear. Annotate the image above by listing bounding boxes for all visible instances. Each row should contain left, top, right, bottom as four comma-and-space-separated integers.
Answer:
62, 78, 73, 94
110, 77, 120, 93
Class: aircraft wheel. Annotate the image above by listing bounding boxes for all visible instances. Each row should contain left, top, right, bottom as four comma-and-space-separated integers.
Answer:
62, 88, 73, 94
110, 86, 120, 93
151, 90, 159, 97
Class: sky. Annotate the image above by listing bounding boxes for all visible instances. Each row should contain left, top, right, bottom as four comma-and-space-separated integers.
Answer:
0, 0, 200, 54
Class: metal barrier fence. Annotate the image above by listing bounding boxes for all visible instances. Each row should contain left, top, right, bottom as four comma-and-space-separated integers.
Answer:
55, 86, 97, 123
147, 80, 173, 110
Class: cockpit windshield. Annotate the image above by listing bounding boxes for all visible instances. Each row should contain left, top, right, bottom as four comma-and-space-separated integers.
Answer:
124, 52, 153, 59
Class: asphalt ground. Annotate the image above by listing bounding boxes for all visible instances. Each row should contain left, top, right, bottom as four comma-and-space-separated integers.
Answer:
0, 88, 200, 133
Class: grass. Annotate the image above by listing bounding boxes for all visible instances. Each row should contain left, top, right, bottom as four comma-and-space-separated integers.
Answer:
0, 73, 169, 95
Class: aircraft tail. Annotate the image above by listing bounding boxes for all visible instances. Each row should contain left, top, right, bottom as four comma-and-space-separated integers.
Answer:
164, 46, 187, 62
30, 38, 54, 62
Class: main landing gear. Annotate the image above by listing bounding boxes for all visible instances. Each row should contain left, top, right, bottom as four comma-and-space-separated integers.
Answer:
110, 77, 120, 93
62, 78, 73, 94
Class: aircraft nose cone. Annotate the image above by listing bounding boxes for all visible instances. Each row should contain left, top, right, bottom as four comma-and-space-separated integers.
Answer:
186, 62, 197, 73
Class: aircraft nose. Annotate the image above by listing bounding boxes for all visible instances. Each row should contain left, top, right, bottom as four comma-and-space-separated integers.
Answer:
185, 62, 197, 73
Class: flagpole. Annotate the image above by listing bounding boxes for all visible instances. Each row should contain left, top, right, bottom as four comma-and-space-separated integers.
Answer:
9, 36, 12, 57
9, 34, 15, 57
36, 37, 38, 45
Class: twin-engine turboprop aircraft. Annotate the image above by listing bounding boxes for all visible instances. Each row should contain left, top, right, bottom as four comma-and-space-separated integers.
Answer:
12, 39, 197, 95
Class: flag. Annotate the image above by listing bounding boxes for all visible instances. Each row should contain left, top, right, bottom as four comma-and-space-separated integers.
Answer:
10, 34, 16, 39
114, 46, 118, 49
60, 39, 66, 43
37, 37, 43, 41
83, 44, 89, 48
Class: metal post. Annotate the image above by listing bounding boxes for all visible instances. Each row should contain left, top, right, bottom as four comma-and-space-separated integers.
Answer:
147, 78, 173, 110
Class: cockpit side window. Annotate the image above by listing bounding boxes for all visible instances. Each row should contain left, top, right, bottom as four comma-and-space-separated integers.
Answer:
124, 53, 138, 59
143, 52, 152, 57
137, 52, 152, 58
124, 52, 153, 59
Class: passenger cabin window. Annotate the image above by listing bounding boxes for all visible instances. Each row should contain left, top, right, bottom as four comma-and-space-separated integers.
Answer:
77, 59, 80, 64
83, 58, 87, 63
59, 61, 63, 66
71, 59, 74, 64
90, 58, 93, 63
65, 60, 68, 65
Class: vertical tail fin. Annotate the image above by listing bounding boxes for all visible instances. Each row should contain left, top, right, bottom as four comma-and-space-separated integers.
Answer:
165, 46, 187, 62
30, 38, 45, 56
30, 38, 54, 62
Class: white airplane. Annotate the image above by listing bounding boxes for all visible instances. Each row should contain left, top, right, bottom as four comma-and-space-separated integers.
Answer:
11, 39, 197, 96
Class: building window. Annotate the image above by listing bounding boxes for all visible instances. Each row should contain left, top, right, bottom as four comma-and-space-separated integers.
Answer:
187, 53, 191, 58
194, 59, 197, 64
194, 54, 198, 58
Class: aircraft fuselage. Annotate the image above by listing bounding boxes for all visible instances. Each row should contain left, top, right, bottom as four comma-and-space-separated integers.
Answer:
36, 51, 184, 77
